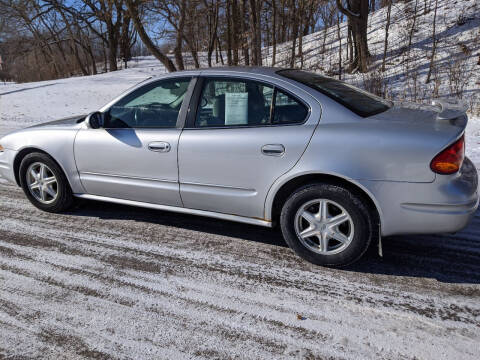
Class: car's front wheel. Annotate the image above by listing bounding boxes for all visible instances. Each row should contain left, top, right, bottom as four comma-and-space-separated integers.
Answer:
280, 183, 372, 267
19, 152, 74, 212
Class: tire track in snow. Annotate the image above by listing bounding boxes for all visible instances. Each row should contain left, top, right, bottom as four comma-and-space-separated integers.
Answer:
1, 182, 480, 359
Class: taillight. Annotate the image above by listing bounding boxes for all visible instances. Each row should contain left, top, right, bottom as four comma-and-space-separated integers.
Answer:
430, 135, 465, 174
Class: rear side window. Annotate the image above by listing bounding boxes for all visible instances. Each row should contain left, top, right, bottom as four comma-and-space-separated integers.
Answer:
277, 69, 391, 117
273, 90, 308, 125
195, 77, 308, 127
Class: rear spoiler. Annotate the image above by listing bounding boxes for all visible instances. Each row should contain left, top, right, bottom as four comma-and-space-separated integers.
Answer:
431, 99, 468, 121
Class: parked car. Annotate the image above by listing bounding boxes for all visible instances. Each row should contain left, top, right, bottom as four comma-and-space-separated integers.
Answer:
0, 68, 477, 266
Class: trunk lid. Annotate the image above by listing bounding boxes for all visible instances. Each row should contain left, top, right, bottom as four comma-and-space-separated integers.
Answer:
370, 100, 467, 145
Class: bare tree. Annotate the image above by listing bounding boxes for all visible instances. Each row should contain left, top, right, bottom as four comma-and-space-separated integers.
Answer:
381, 0, 392, 72
203, 0, 219, 67
426, 0, 438, 83
289, 0, 299, 67
336, 0, 370, 73
407, 0, 419, 50
249, 0, 262, 65
125, 0, 177, 72
336, 11, 342, 79
81, 0, 128, 71
270, 0, 277, 66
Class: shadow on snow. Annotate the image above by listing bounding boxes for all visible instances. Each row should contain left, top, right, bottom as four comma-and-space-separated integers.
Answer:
70, 199, 480, 285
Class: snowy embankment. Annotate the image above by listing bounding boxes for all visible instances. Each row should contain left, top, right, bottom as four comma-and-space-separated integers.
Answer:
265, 0, 480, 112
0, 57, 163, 135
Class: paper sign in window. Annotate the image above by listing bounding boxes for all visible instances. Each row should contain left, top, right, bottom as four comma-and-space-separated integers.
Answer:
225, 93, 248, 125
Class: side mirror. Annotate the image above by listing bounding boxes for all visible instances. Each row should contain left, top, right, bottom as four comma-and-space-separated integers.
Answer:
86, 111, 104, 129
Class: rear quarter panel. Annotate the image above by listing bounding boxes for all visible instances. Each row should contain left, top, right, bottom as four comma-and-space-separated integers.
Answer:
293, 94, 445, 183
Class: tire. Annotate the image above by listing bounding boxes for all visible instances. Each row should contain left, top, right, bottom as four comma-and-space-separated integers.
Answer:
280, 183, 372, 267
19, 152, 74, 213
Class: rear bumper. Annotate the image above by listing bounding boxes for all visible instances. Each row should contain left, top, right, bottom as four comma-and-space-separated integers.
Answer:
359, 157, 479, 236
0, 149, 17, 184
397, 198, 478, 234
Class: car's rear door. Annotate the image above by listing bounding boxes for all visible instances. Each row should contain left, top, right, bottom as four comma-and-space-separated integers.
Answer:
74, 77, 195, 206
178, 74, 321, 219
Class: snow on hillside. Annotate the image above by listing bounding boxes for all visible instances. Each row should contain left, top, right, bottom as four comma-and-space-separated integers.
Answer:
0, 57, 165, 135
265, 0, 480, 112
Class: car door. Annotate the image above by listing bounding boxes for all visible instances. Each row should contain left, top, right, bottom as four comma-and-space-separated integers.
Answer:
178, 75, 321, 219
74, 77, 195, 206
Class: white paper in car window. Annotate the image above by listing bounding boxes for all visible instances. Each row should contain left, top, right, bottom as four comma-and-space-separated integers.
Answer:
225, 92, 248, 125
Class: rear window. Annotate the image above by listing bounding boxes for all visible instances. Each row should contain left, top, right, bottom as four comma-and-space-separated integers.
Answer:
277, 69, 392, 117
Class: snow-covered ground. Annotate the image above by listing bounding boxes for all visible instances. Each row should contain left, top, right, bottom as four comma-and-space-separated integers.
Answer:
0, 58, 160, 135
1, 0, 480, 358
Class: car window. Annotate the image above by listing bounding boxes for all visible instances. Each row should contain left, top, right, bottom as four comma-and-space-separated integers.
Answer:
196, 78, 274, 127
105, 78, 191, 128
277, 69, 391, 117
273, 89, 308, 125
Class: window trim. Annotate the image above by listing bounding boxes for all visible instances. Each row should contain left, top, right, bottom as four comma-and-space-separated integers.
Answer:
184, 75, 311, 130
102, 76, 195, 130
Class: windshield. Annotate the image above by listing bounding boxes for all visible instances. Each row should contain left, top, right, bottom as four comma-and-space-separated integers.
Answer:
277, 69, 392, 117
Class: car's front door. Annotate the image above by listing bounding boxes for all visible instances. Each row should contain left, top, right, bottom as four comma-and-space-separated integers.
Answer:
74, 77, 194, 206
178, 75, 321, 219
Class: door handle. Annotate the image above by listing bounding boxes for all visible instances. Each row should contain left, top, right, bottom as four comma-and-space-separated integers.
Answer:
261, 144, 285, 156
148, 142, 171, 152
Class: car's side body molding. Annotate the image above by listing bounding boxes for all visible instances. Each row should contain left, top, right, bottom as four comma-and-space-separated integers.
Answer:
74, 193, 273, 227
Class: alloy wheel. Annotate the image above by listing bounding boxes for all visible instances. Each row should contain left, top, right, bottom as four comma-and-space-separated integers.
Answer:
26, 162, 59, 204
294, 198, 354, 255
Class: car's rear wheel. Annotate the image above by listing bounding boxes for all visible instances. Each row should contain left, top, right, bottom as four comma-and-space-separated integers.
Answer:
19, 152, 74, 212
280, 183, 372, 267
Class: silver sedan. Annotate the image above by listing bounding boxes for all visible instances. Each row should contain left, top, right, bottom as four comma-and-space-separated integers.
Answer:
0, 68, 477, 266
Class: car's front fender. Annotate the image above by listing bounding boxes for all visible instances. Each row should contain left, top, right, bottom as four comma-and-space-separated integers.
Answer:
1, 128, 84, 193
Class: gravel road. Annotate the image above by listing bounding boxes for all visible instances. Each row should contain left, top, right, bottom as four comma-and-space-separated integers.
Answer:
1, 177, 479, 359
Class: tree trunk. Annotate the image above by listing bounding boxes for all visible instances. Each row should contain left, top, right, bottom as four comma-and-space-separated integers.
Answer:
241, 0, 250, 65
204, 0, 219, 67
102, 39, 108, 72
227, 0, 233, 65
347, 24, 353, 62
107, 23, 118, 71
86, 42, 98, 75
248, 0, 261, 65
232, 0, 240, 64
126, 0, 177, 72
217, 36, 225, 65
426, 0, 439, 83
336, 0, 370, 73
174, 32, 185, 70
337, 13, 342, 79
289, 0, 298, 68
255, 0, 262, 65
408, 0, 419, 50
381, 0, 392, 72
174, 0, 186, 70
272, 0, 277, 66
119, 13, 133, 69
280, 0, 286, 43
